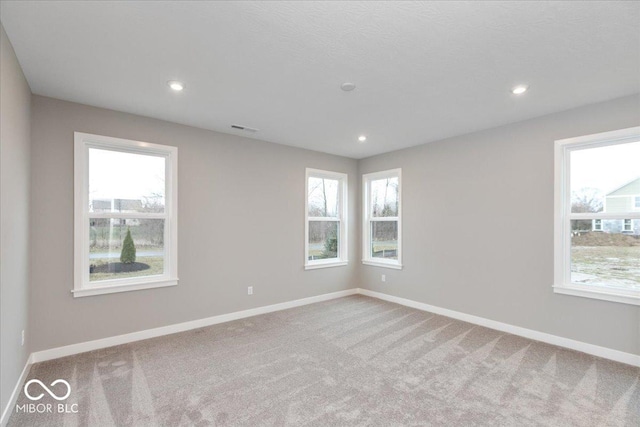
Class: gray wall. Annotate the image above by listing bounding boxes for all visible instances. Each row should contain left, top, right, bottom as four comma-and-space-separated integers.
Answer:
29, 95, 359, 352
18, 69, 640, 360
359, 94, 640, 355
0, 25, 31, 413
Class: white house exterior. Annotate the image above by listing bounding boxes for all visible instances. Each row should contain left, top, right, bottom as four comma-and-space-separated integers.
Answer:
593, 177, 640, 235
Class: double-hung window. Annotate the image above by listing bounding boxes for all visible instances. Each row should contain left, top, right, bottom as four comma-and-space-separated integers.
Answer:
74, 132, 178, 297
554, 126, 639, 305
362, 169, 402, 269
305, 169, 348, 269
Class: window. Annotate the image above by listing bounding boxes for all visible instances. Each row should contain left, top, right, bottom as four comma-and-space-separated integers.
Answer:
592, 219, 602, 231
554, 126, 640, 306
635, 196, 640, 209
74, 133, 178, 297
362, 169, 402, 269
305, 169, 348, 269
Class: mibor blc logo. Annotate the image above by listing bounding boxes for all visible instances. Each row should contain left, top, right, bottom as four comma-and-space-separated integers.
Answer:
24, 379, 71, 401
16, 379, 78, 414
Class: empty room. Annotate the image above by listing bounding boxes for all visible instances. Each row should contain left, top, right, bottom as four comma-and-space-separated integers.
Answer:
1, 1, 639, 426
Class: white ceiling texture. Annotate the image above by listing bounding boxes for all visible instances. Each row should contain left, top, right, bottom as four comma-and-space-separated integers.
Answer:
1, 1, 639, 158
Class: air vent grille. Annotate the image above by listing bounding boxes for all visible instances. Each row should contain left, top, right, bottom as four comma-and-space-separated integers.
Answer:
231, 124, 258, 133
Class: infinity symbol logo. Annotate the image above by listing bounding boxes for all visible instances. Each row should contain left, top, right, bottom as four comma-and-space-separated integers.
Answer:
24, 379, 71, 401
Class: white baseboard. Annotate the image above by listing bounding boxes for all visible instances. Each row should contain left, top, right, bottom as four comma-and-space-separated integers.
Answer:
1, 354, 33, 427
358, 288, 640, 367
31, 288, 358, 364
27, 287, 640, 366
5, 286, 637, 425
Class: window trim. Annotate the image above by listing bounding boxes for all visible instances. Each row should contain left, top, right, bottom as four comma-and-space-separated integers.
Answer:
73, 132, 178, 297
304, 168, 348, 270
623, 219, 632, 232
592, 219, 602, 231
362, 168, 403, 269
553, 126, 640, 306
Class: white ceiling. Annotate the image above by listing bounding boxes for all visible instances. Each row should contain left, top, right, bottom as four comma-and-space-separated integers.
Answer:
2, 1, 639, 159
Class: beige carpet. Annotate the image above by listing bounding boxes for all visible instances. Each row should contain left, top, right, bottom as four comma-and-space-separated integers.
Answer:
8, 295, 640, 426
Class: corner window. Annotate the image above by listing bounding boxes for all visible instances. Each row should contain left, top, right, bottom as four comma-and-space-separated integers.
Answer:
305, 169, 348, 269
74, 133, 178, 297
554, 127, 639, 305
362, 169, 402, 269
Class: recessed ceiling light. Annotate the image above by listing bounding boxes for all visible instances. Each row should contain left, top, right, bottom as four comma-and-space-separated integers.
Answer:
341, 82, 356, 92
512, 85, 528, 95
168, 80, 185, 91
358, 135, 367, 142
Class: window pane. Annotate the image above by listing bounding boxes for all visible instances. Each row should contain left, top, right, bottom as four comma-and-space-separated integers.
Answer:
371, 177, 399, 217
308, 221, 339, 260
570, 141, 640, 214
570, 220, 639, 290
89, 218, 165, 282
371, 221, 398, 259
308, 177, 339, 217
89, 148, 166, 213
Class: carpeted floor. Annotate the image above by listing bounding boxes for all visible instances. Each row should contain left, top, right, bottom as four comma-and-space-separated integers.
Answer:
8, 295, 640, 426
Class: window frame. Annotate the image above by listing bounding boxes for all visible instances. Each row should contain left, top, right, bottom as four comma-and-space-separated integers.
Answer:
623, 219, 632, 232
362, 168, 402, 270
592, 219, 602, 231
635, 196, 640, 209
74, 132, 179, 297
553, 126, 640, 306
304, 168, 348, 270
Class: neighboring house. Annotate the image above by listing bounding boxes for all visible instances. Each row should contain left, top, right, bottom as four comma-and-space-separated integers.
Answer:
92, 198, 143, 212
593, 177, 640, 235
92, 198, 144, 226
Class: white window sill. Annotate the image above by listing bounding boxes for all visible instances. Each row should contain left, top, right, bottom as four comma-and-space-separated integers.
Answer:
553, 284, 640, 306
362, 260, 403, 270
304, 261, 348, 270
73, 278, 178, 298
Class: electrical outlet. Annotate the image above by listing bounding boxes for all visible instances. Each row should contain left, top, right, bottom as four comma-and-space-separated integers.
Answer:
381, 274, 386, 282
248, 286, 253, 295
21, 330, 25, 346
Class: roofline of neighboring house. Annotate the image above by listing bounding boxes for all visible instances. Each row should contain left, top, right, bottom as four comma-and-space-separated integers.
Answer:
605, 176, 640, 196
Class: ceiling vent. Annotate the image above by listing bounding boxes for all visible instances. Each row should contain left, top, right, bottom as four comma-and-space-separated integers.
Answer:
231, 124, 259, 133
